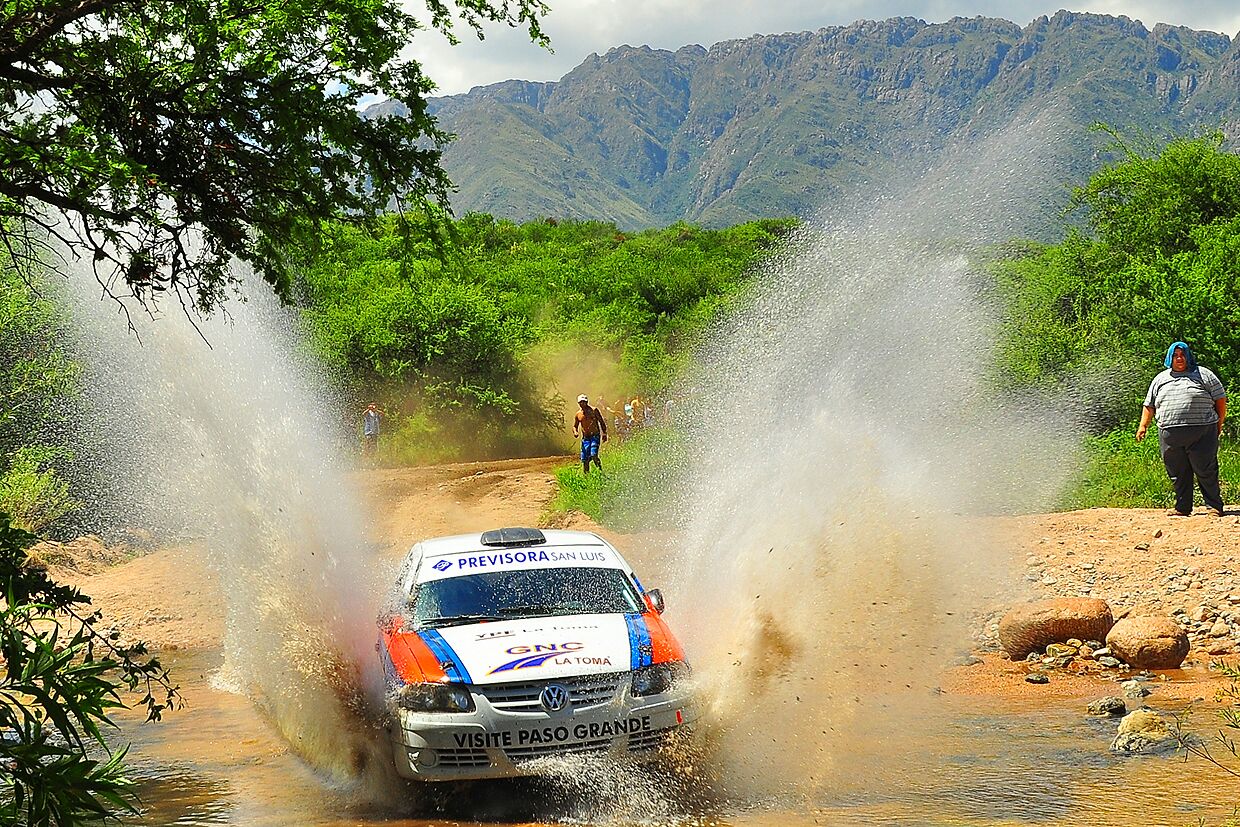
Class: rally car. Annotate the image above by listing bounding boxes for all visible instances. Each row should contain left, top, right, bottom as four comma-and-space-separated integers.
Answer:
378, 527, 696, 780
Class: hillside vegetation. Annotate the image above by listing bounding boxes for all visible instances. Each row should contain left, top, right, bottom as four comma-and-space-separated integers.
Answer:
292, 215, 795, 463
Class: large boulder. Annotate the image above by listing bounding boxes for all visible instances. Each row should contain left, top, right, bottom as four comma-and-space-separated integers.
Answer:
1110, 708, 1176, 754
1106, 616, 1190, 669
998, 598, 1114, 660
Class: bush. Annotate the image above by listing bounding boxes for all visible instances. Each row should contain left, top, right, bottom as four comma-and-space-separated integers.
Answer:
297, 215, 795, 462
0, 447, 80, 533
0, 513, 179, 825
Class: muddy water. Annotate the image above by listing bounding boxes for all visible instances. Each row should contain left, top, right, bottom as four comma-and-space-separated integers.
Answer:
122, 652, 1240, 827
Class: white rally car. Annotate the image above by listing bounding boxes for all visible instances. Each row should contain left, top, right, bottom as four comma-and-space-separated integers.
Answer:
378, 527, 696, 780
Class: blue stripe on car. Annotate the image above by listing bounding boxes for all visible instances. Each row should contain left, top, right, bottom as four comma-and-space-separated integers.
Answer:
624, 613, 653, 669
418, 630, 474, 684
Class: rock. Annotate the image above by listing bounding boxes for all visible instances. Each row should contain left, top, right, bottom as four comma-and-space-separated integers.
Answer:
1025, 673, 1049, 684
1066, 638, 1084, 647
1154, 530, 1163, 539
999, 598, 1115, 660
1046, 643, 1078, 658
1110, 709, 1177, 754
1209, 619, 1231, 637
1106, 616, 1190, 669
1087, 696, 1127, 716
1097, 656, 1124, 668
1135, 542, 1151, 551
1207, 640, 1236, 656
1091, 646, 1111, 657
1121, 680, 1151, 698
1190, 605, 1215, 623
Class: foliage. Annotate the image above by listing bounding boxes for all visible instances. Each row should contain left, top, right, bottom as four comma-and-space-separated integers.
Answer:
0, 0, 547, 312
993, 129, 1240, 431
0, 263, 80, 532
296, 214, 794, 462
0, 512, 180, 825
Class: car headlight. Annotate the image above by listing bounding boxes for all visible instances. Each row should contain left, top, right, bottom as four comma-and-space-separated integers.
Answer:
395, 682, 475, 713
630, 661, 689, 697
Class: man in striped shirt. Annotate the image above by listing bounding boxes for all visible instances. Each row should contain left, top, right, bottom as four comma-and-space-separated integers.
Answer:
1136, 341, 1227, 517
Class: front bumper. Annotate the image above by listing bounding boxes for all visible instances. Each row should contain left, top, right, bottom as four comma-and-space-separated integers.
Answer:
388, 682, 696, 780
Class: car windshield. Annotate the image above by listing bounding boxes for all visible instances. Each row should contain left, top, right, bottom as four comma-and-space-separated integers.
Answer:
410, 566, 643, 628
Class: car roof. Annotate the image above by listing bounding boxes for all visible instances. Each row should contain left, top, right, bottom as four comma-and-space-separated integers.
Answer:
415, 528, 608, 555
401, 528, 633, 593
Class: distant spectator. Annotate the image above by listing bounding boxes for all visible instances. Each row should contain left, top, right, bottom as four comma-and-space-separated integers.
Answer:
573, 394, 608, 474
362, 402, 383, 456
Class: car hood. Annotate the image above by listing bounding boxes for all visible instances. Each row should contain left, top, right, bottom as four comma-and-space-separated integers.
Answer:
432, 613, 638, 685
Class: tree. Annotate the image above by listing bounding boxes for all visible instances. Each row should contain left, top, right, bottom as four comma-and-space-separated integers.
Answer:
1071, 127, 1240, 259
0, 512, 180, 824
994, 128, 1240, 428
0, 0, 548, 313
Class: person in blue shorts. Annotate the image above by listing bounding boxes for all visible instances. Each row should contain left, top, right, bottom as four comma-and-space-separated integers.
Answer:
573, 394, 608, 474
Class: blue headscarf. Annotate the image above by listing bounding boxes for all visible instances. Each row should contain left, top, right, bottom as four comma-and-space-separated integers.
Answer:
1164, 341, 1198, 371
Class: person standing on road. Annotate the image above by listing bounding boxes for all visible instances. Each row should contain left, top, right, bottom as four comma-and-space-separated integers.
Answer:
1136, 341, 1227, 517
573, 394, 608, 475
363, 402, 383, 457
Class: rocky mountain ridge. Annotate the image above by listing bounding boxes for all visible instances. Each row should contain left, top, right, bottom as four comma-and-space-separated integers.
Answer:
373, 11, 1240, 227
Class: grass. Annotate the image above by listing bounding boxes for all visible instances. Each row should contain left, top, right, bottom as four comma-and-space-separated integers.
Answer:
1060, 427, 1240, 511
548, 429, 686, 530
552, 424, 1240, 531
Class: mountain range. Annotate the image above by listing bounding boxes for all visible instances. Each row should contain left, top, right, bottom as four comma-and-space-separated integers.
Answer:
368, 10, 1240, 228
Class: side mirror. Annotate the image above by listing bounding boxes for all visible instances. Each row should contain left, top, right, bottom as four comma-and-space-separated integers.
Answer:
647, 588, 666, 614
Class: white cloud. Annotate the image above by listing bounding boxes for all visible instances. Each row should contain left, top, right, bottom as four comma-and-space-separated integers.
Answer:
404, 1, 1240, 95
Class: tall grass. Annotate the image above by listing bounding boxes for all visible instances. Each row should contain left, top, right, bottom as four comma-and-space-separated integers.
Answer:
1059, 427, 1238, 511
549, 429, 686, 530
554, 425, 1240, 530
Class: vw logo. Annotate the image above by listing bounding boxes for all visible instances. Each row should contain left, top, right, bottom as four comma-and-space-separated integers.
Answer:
539, 684, 571, 712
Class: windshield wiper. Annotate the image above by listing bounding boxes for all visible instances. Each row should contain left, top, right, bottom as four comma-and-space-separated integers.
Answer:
416, 613, 504, 629
497, 604, 585, 618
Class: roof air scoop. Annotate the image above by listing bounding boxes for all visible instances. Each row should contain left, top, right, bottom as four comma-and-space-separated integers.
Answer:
480, 527, 547, 547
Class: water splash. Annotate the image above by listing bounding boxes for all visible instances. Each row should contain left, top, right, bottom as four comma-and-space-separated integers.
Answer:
667, 108, 1086, 802
58, 276, 399, 799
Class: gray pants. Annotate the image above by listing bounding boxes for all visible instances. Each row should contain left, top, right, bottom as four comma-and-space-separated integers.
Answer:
1158, 423, 1224, 514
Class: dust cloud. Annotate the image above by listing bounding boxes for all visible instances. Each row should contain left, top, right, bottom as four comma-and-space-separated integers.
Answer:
665, 108, 1087, 803
524, 338, 634, 450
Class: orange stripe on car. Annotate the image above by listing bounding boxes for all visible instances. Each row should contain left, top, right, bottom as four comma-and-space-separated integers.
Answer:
381, 617, 448, 683
643, 611, 685, 664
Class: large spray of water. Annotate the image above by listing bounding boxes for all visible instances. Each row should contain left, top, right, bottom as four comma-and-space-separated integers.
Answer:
59, 279, 398, 797
667, 108, 1087, 804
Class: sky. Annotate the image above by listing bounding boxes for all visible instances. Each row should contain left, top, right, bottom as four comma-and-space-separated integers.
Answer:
407, 1, 1240, 95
